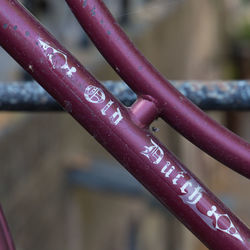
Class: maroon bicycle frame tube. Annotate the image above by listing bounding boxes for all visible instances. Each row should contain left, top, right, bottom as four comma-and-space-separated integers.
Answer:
0, 1, 249, 249
65, 0, 250, 179
0, 206, 15, 250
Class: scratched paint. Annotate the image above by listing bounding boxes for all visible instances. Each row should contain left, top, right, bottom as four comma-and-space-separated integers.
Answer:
91, 7, 96, 16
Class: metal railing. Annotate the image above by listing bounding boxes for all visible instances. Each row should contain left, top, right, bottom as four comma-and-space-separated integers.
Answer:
0, 1, 249, 250
0, 81, 250, 111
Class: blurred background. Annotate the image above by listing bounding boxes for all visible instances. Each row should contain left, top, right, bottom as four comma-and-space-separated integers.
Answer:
0, 0, 249, 249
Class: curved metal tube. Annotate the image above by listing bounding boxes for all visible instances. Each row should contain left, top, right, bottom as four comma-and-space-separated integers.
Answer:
0, 1, 249, 249
65, 0, 250, 179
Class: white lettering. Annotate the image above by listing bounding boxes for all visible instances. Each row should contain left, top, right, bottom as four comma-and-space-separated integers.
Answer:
172, 171, 185, 185
141, 139, 164, 164
187, 186, 202, 204
161, 164, 175, 178
84, 86, 106, 104
110, 108, 123, 126
180, 181, 192, 194
101, 100, 114, 115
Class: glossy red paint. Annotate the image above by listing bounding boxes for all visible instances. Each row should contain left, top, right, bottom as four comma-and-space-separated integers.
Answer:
0, 1, 249, 249
65, 0, 250, 179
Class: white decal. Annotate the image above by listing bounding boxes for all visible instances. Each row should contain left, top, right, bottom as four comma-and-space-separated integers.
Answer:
180, 181, 192, 194
172, 171, 185, 185
141, 139, 243, 240
110, 108, 123, 126
101, 100, 123, 126
39, 40, 76, 77
84, 86, 106, 104
207, 206, 243, 242
180, 181, 202, 205
187, 186, 202, 205
141, 139, 164, 164
101, 100, 114, 115
161, 162, 175, 178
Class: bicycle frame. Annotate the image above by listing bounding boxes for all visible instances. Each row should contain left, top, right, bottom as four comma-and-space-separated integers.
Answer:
0, 0, 249, 249
66, 0, 250, 179
0, 206, 14, 250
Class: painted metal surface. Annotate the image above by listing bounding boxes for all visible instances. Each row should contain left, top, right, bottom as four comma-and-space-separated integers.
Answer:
65, 0, 250, 179
0, 206, 15, 250
0, 1, 249, 250
1, 81, 250, 111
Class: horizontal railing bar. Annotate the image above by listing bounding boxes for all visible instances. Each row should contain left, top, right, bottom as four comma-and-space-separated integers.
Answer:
0, 80, 249, 111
